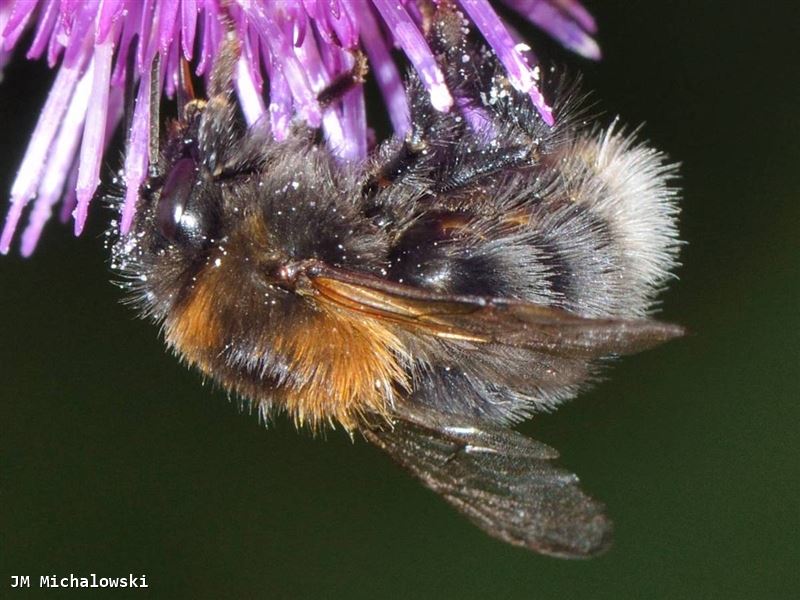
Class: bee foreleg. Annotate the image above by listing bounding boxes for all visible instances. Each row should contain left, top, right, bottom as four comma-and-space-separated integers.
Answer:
316, 49, 369, 108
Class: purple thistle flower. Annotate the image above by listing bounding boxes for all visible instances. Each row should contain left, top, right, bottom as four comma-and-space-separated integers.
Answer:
0, 0, 598, 256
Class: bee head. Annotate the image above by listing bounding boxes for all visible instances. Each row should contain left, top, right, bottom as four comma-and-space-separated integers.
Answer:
110, 96, 249, 321
151, 156, 219, 251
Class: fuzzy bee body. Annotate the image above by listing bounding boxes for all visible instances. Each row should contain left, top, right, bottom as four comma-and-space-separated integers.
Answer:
113, 9, 681, 557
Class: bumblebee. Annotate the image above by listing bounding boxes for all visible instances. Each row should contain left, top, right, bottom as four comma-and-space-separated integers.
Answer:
112, 8, 681, 558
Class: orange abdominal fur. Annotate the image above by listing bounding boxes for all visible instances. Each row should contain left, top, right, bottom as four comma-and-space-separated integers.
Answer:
272, 303, 409, 431
163, 262, 409, 432
164, 271, 223, 369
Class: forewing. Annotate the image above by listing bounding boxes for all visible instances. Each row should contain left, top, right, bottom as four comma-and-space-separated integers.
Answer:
306, 263, 684, 358
363, 404, 612, 558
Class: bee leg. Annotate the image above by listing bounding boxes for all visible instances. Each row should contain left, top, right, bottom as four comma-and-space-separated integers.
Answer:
364, 136, 535, 203
435, 144, 538, 193
187, 31, 241, 177
361, 136, 428, 201
147, 52, 162, 172
316, 50, 369, 108
208, 28, 240, 98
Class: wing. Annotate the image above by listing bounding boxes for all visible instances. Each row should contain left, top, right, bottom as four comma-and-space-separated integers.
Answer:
301, 261, 684, 359
363, 403, 612, 558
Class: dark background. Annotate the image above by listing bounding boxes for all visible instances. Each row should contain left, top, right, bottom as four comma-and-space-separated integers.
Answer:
1, 2, 797, 598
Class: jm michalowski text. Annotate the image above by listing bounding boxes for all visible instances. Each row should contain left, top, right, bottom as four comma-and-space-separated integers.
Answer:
10, 573, 148, 588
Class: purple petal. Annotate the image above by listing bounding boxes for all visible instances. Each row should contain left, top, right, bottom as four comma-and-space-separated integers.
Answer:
303, 0, 334, 45
1, 0, 36, 51
20, 57, 94, 256
293, 16, 308, 48
120, 54, 155, 235
45, 8, 65, 67
293, 17, 345, 148
302, 0, 323, 20
346, 0, 409, 135
97, 0, 125, 44
502, 0, 600, 59
372, 0, 452, 112
339, 79, 366, 159
244, 2, 322, 127
329, 0, 342, 21
327, 0, 358, 49
266, 53, 293, 141
137, 0, 157, 72
196, 5, 220, 77
319, 41, 365, 160
75, 34, 115, 235
164, 32, 180, 97
181, 0, 198, 60
64, 4, 97, 67
234, 54, 266, 127
110, 1, 145, 87
1, 60, 84, 254
551, 0, 596, 34
0, 2, 11, 35
157, 0, 180, 54
401, 0, 425, 27
242, 26, 264, 92
26, 0, 59, 60
59, 161, 80, 225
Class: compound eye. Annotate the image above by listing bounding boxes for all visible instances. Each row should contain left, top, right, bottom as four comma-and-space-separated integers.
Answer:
156, 158, 196, 242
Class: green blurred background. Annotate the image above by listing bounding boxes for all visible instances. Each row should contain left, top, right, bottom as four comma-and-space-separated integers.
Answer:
1, 2, 797, 598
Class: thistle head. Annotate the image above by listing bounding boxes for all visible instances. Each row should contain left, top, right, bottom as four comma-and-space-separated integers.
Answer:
0, 0, 598, 255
